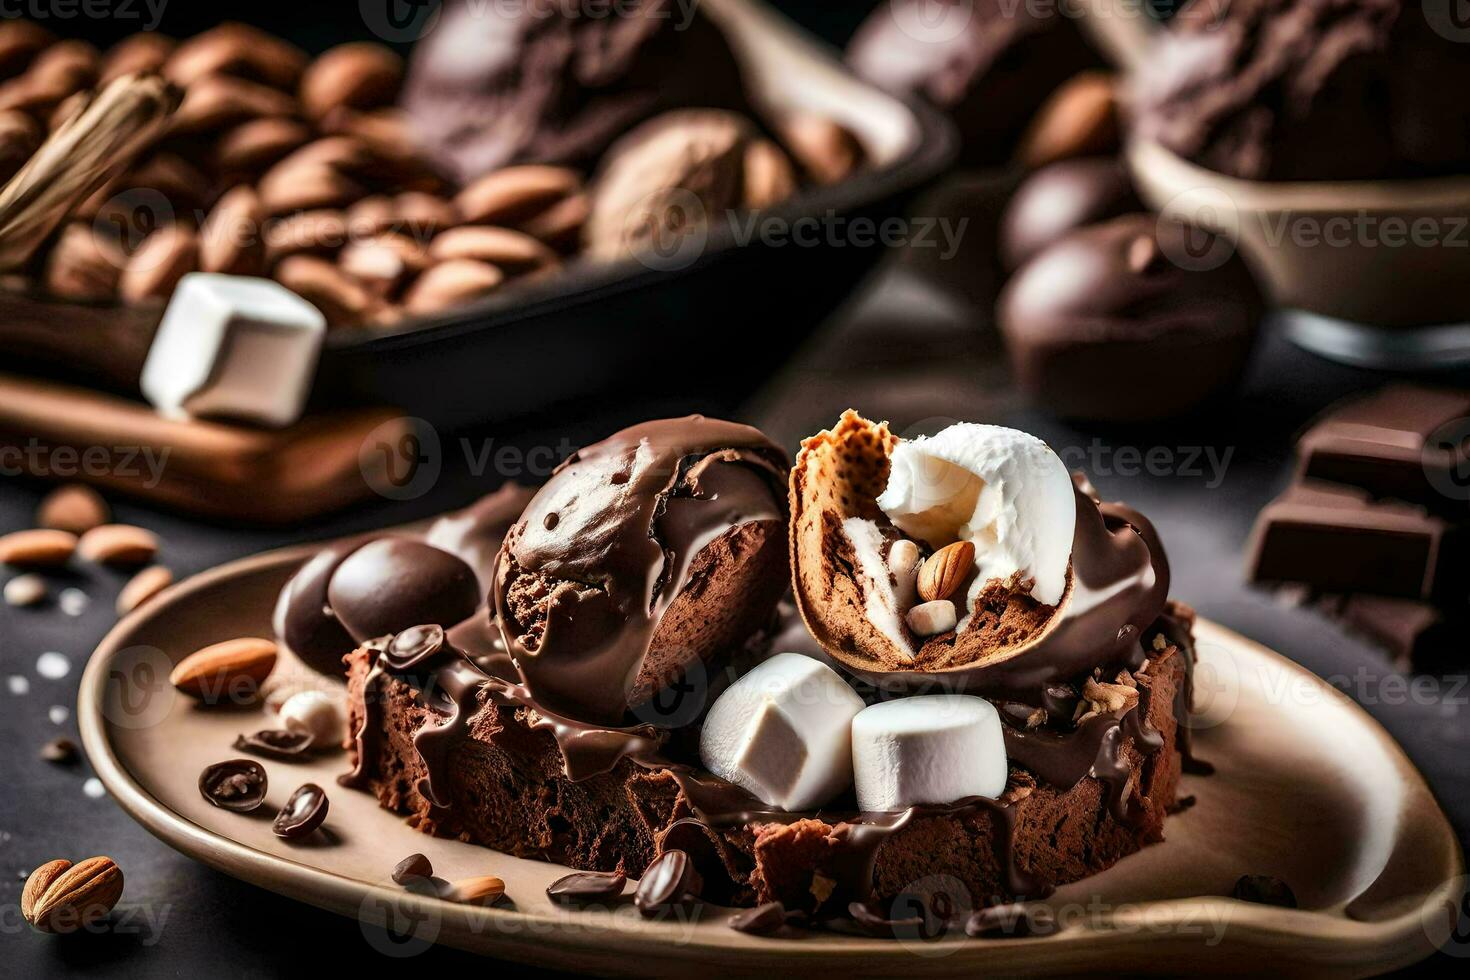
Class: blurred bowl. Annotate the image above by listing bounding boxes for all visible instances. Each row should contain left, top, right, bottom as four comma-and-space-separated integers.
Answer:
1127, 137, 1470, 366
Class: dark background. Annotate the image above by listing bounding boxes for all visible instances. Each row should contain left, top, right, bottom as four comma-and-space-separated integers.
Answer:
2, 2, 1467, 976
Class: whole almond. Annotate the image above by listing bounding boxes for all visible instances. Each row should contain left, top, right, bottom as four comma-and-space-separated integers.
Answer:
444, 875, 506, 906
274, 254, 373, 326
742, 139, 798, 210
428, 226, 556, 272
778, 112, 864, 186
300, 42, 403, 120
198, 186, 266, 276
77, 524, 159, 567
120, 224, 198, 303
21, 860, 71, 926
264, 209, 350, 264
123, 153, 211, 210
258, 160, 364, 217
170, 73, 297, 136
116, 565, 173, 616
100, 32, 177, 85
44, 224, 125, 302
403, 259, 504, 315
917, 541, 976, 603
517, 192, 589, 251
0, 529, 77, 567
214, 116, 312, 175
37, 483, 109, 534
1015, 71, 1118, 169
455, 166, 581, 226
27, 40, 100, 96
24, 856, 124, 934
392, 191, 458, 236
164, 22, 306, 90
170, 637, 278, 701
340, 233, 427, 297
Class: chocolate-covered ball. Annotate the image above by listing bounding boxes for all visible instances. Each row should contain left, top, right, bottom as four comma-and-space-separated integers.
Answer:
273, 535, 376, 675
999, 158, 1140, 271
327, 538, 481, 647
847, 0, 1100, 167
493, 417, 790, 725
998, 213, 1264, 423
401, 0, 752, 182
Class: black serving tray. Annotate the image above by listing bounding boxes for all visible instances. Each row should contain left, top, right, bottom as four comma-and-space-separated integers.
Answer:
8, 0, 957, 431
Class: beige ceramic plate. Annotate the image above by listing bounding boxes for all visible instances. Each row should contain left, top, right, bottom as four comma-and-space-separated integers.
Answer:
78, 544, 1463, 976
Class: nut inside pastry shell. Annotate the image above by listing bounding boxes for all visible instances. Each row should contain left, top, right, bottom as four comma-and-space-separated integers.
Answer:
789, 410, 1068, 679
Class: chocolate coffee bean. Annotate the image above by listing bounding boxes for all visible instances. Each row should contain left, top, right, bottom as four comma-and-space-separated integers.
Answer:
633, 849, 702, 918
392, 853, 433, 885
199, 759, 268, 812
1232, 874, 1297, 908
546, 870, 626, 907
233, 729, 314, 761
272, 784, 329, 840
728, 901, 786, 936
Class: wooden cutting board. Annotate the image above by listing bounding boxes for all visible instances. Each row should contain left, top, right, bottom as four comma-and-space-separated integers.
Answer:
0, 371, 409, 522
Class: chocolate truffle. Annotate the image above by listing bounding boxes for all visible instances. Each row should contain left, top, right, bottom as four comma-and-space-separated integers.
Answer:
272, 535, 376, 676
401, 0, 752, 183
493, 416, 790, 724
998, 213, 1264, 423
999, 157, 1141, 271
847, 0, 1100, 167
1130, 0, 1470, 180
327, 538, 481, 646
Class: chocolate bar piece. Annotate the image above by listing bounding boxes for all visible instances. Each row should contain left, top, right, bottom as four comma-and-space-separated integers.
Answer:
1325, 594, 1464, 672
1248, 482, 1469, 602
1298, 385, 1470, 513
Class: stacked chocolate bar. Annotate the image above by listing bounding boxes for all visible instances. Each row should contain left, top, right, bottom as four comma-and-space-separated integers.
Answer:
1248, 385, 1470, 670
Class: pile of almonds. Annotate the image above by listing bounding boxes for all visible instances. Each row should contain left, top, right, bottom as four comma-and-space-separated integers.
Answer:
0, 19, 867, 329
0, 483, 169, 615
0, 21, 586, 327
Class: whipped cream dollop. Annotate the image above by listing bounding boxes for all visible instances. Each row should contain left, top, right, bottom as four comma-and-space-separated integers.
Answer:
876, 423, 1075, 607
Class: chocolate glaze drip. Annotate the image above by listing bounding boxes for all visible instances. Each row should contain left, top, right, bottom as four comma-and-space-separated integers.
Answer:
494, 416, 789, 725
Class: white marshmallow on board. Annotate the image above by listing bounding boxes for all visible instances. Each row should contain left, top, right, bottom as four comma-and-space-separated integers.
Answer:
140, 273, 326, 428
699, 652, 865, 811
876, 423, 1075, 608
851, 695, 1008, 812
278, 689, 348, 748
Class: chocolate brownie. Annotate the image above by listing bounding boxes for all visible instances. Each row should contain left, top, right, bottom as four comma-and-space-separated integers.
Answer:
341, 611, 1191, 911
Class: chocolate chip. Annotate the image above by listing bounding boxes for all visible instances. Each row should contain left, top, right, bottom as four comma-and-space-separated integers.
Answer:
392, 853, 433, 885
633, 849, 702, 918
1232, 875, 1297, 908
233, 729, 314, 760
546, 870, 626, 906
728, 901, 787, 936
39, 737, 79, 765
273, 783, 329, 839
383, 624, 447, 671
199, 759, 268, 812
965, 903, 1060, 939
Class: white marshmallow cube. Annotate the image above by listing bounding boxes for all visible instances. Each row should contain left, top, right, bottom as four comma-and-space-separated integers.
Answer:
700, 652, 865, 811
852, 695, 1008, 811
279, 689, 348, 748
140, 273, 326, 428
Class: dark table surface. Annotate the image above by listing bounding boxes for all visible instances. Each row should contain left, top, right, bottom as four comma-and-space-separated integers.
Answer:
3, 76, 1469, 980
